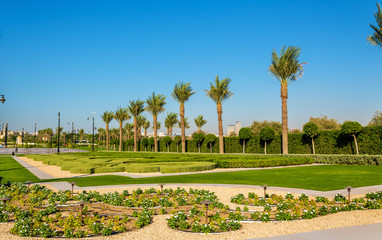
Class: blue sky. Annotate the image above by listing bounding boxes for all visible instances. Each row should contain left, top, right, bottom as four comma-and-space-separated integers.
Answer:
1, 0, 381, 135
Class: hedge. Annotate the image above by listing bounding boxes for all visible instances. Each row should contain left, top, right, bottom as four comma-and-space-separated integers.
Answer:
215, 157, 313, 168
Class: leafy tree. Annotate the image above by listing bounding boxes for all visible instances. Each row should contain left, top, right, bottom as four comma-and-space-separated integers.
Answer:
205, 76, 233, 154
141, 138, 149, 151
128, 100, 145, 152
260, 127, 275, 154
250, 121, 282, 135
123, 123, 133, 140
192, 132, 205, 153
127, 138, 134, 151
309, 115, 340, 131
229, 132, 237, 137
101, 111, 114, 151
303, 122, 319, 154
114, 107, 131, 151
78, 128, 85, 140
164, 112, 178, 137
269, 46, 305, 154
162, 136, 172, 152
205, 134, 218, 153
341, 121, 362, 155
142, 120, 151, 137
368, 3, 382, 49
97, 127, 105, 142
238, 127, 253, 153
194, 115, 207, 133
174, 135, 182, 152
172, 81, 195, 153
368, 111, 382, 126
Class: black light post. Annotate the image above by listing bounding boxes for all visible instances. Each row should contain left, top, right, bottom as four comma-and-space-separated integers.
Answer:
34, 122, 37, 148
262, 184, 268, 199
57, 111, 60, 153
22, 128, 24, 147
87, 115, 95, 151
0, 95, 5, 104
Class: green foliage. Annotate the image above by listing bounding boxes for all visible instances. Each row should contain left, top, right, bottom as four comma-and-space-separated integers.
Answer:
251, 121, 282, 135
174, 135, 181, 143
309, 115, 340, 131
260, 127, 275, 142
368, 3, 382, 49
162, 136, 172, 144
141, 138, 149, 146
303, 122, 319, 138
341, 121, 362, 135
368, 111, 382, 126
238, 127, 252, 141
192, 132, 205, 144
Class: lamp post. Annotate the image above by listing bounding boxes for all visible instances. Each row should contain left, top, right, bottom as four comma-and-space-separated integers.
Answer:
22, 128, 24, 147
0, 95, 5, 104
262, 184, 268, 199
87, 113, 95, 151
201, 200, 212, 223
57, 111, 60, 153
34, 122, 37, 148
345, 186, 352, 203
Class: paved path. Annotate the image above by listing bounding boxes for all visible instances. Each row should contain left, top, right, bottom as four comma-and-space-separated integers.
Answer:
12, 155, 55, 179
253, 223, 382, 240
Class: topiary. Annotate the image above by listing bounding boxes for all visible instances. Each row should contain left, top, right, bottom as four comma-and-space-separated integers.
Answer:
303, 122, 319, 154
341, 121, 362, 155
192, 132, 205, 153
174, 136, 182, 152
260, 127, 275, 154
162, 136, 172, 152
238, 127, 253, 153
205, 134, 218, 153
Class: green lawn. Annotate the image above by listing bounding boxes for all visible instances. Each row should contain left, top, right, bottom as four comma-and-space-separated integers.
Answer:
0, 156, 40, 183
2, 155, 382, 191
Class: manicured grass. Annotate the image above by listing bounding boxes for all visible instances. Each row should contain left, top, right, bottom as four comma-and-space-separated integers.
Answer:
42, 165, 382, 191
0, 156, 40, 183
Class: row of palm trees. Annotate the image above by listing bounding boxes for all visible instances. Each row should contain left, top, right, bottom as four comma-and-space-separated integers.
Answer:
101, 45, 304, 154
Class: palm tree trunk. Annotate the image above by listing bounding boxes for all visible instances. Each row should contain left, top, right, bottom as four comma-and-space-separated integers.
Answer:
144, 129, 147, 137
180, 103, 186, 153
154, 115, 158, 152
119, 122, 123, 152
353, 134, 359, 155
169, 126, 173, 139
217, 103, 224, 154
133, 118, 138, 152
167, 127, 170, 136
265, 141, 267, 154
106, 124, 109, 151
311, 137, 315, 155
281, 83, 288, 154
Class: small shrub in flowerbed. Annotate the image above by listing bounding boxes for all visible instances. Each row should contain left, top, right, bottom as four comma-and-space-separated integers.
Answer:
229, 191, 381, 222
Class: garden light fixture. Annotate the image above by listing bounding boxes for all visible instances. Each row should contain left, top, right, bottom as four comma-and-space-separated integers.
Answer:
201, 200, 212, 223
0, 95, 5, 104
26, 181, 32, 191
70, 182, 76, 196
345, 186, 352, 203
262, 184, 268, 198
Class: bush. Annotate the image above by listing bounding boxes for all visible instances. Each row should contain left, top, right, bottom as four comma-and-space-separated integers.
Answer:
69, 166, 95, 174
215, 157, 313, 168
93, 166, 125, 173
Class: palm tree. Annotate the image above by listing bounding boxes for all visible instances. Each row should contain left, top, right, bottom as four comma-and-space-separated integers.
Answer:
123, 123, 134, 139
178, 117, 190, 129
164, 112, 178, 138
137, 115, 147, 140
101, 111, 114, 151
97, 128, 105, 142
205, 76, 233, 154
114, 107, 131, 151
128, 100, 145, 152
78, 129, 85, 140
143, 120, 150, 137
172, 81, 195, 153
146, 92, 166, 152
194, 115, 207, 132
269, 46, 305, 154
368, 3, 382, 49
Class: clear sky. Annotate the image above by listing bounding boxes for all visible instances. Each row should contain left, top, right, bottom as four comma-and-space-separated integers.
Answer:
1, 0, 381, 135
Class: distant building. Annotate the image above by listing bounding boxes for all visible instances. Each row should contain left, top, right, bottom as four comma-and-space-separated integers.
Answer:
227, 121, 241, 136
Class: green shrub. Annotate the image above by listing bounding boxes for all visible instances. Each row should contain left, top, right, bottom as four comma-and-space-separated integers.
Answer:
69, 166, 95, 174
312, 155, 382, 165
125, 164, 161, 173
160, 162, 216, 173
93, 166, 125, 173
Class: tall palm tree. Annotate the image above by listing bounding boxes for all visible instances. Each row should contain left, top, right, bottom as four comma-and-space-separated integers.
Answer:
194, 115, 207, 132
114, 107, 131, 151
143, 120, 151, 137
97, 127, 105, 142
101, 111, 114, 151
137, 115, 147, 140
205, 76, 233, 154
146, 92, 166, 152
178, 117, 190, 129
172, 81, 195, 153
123, 123, 134, 139
164, 112, 178, 138
269, 46, 304, 154
128, 100, 145, 152
78, 128, 85, 140
368, 3, 382, 49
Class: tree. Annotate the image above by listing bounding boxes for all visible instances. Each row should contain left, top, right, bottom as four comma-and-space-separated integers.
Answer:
101, 111, 114, 151
174, 136, 182, 152
303, 122, 319, 154
123, 123, 133, 139
148, 137, 155, 152
137, 115, 147, 140
128, 100, 145, 152
238, 127, 252, 153
205, 134, 218, 153
194, 115, 207, 133
368, 111, 382, 126
368, 3, 382, 49
143, 120, 151, 137
162, 136, 172, 152
309, 115, 340, 131
178, 117, 190, 130
146, 92, 166, 152
192, 132, 205, 153
141, 138, 149, 151
78, 129, 85, 140
205, 76, 233, 154
172, 81, 195, 153
114, 107, 131, 152
97, 127, 105, 142
341, 121, 362, 155
269, 46, 305, 154
127, 138, 134, 151
260, 127, 275, 154
164, 112, 178, 137
250, 121, 282, 135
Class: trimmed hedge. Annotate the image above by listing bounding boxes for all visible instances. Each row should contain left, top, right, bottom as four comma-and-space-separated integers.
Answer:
93, 166, 125, 173
215, 157, 313, 168
312, 155, 382, 165
69, 166, 95, 174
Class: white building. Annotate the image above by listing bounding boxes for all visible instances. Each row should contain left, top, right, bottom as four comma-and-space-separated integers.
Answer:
227, 121, 242, 136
